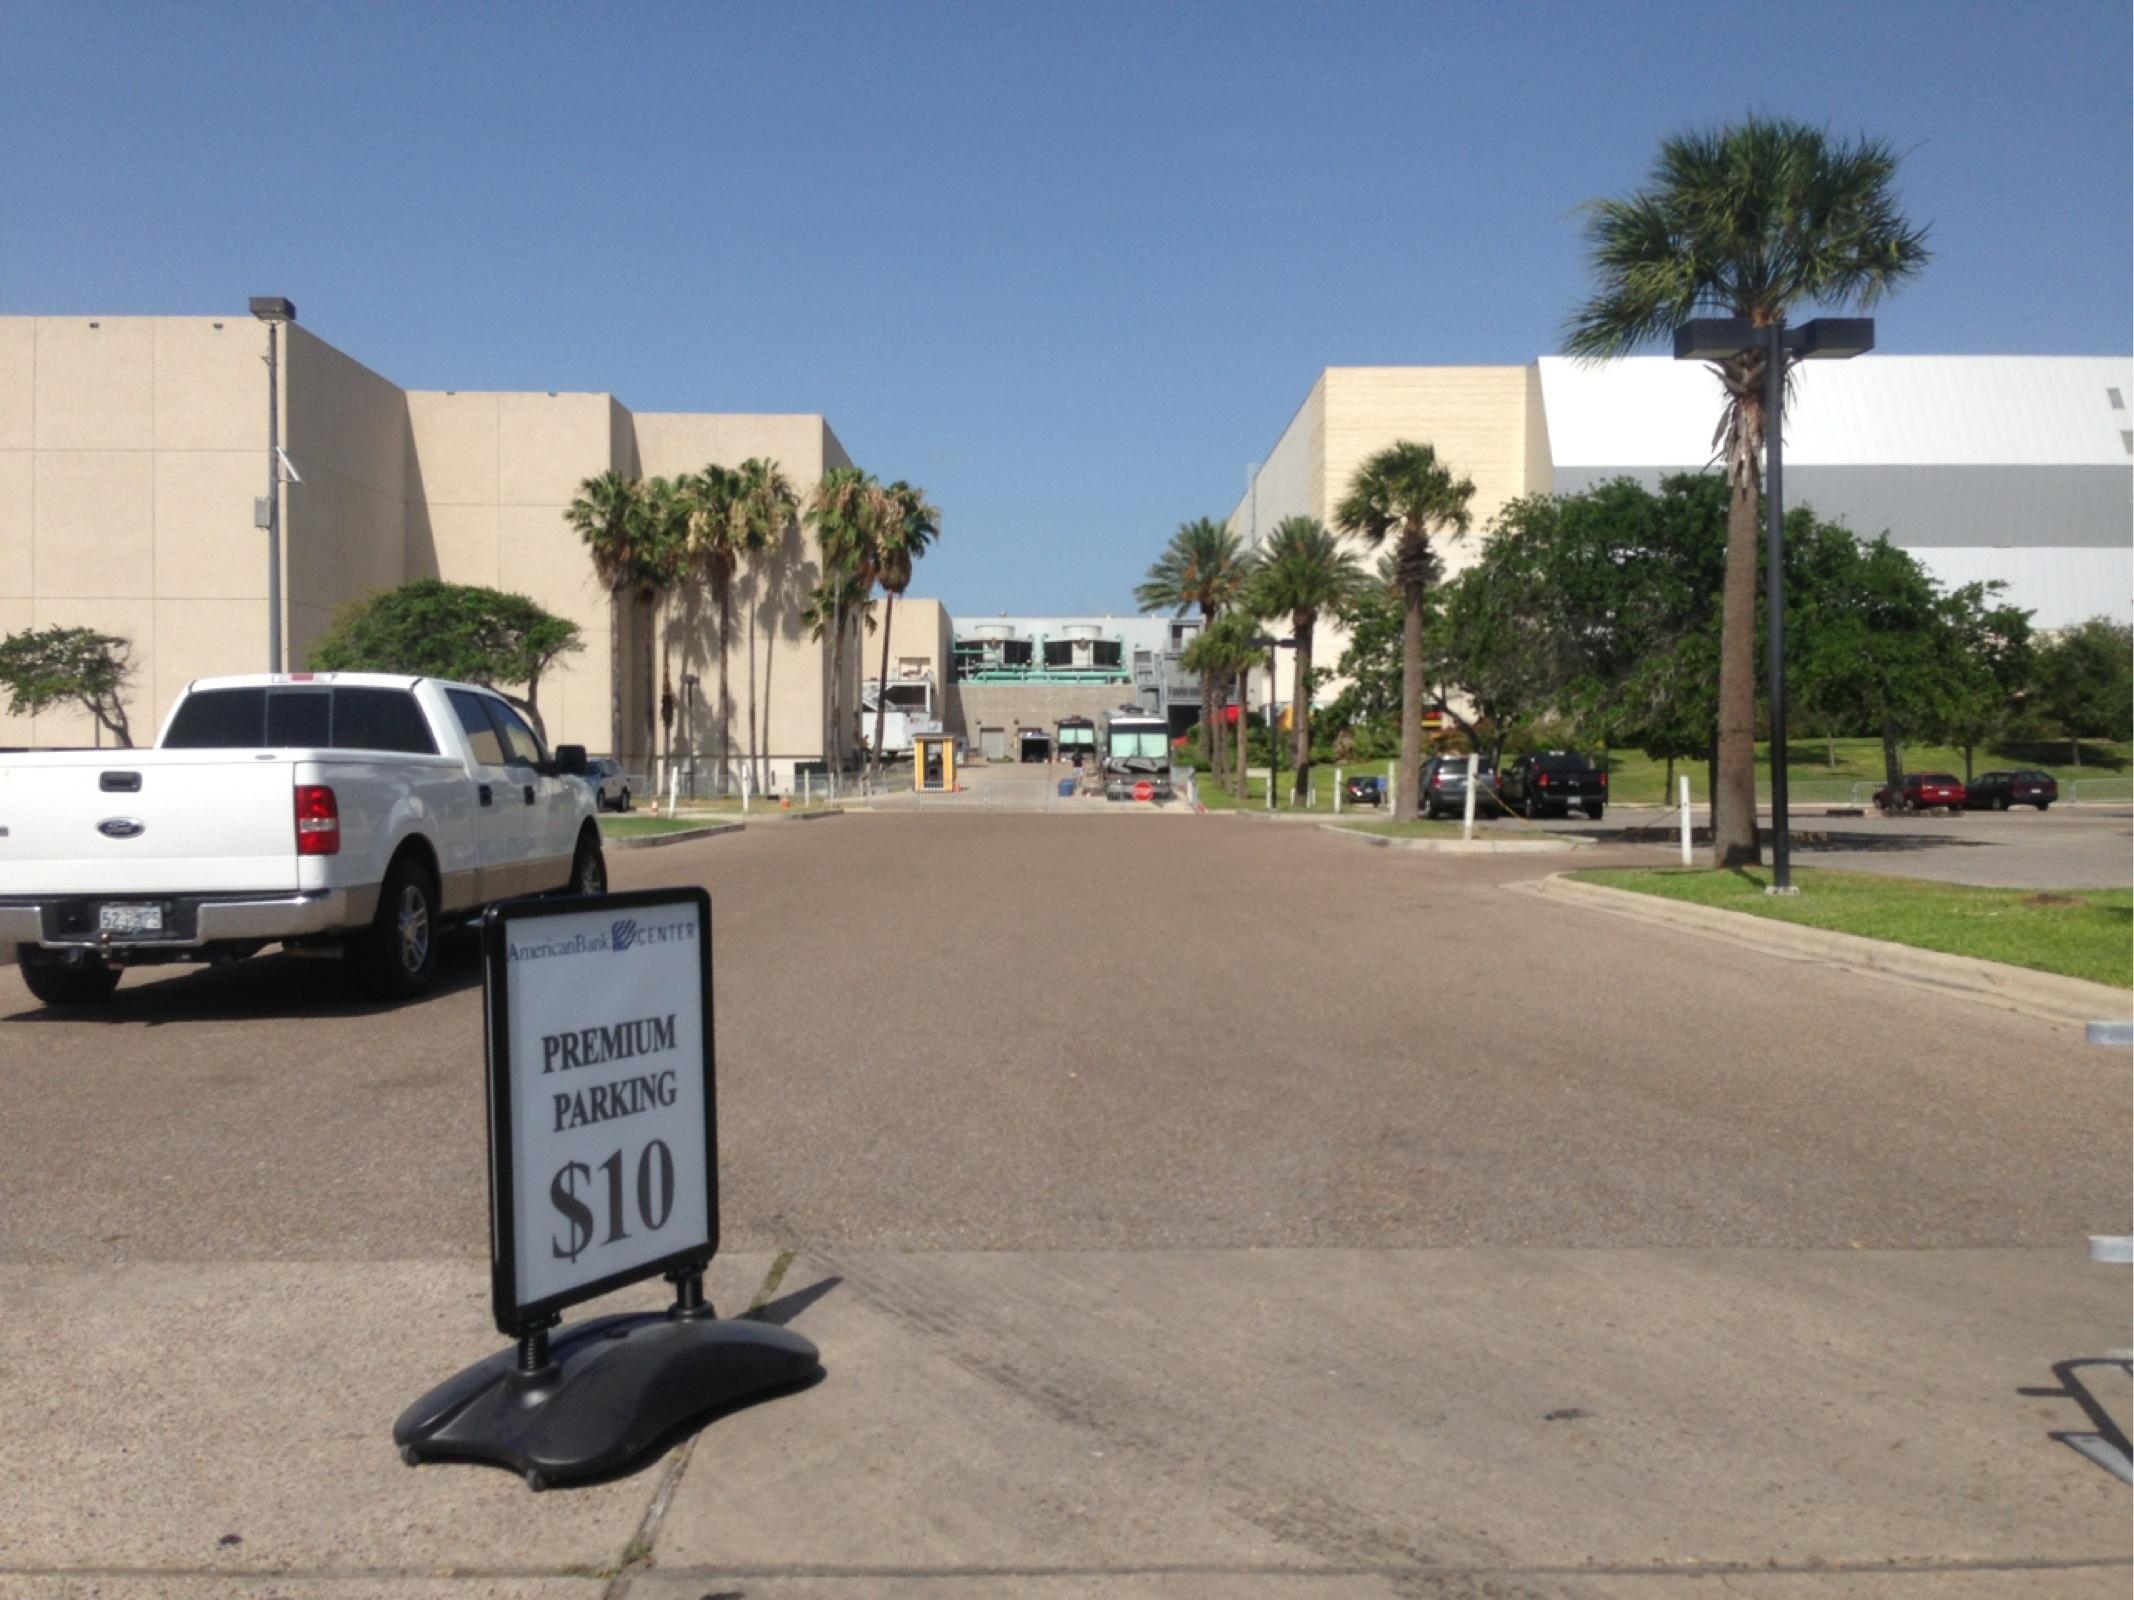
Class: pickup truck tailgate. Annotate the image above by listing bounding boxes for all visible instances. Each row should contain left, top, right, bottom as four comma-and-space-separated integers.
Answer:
0, 751, 299, 896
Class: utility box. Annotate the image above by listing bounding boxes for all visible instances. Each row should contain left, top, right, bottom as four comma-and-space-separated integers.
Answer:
914, 732, 956, 793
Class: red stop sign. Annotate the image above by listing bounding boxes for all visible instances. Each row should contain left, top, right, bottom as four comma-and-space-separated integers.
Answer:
1133, 780, 1153, 802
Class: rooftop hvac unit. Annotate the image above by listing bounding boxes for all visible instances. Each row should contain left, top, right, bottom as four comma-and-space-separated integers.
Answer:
1062, 623, 1102, 640
969, 622, 1017, 641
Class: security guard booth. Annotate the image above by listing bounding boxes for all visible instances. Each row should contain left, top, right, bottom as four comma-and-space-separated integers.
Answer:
914, 732, 956, 793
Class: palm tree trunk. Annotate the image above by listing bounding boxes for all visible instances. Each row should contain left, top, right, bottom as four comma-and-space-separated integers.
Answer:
1198, 604, 1219, 769
873, 590, 897, 783
608, 589, 626, 762
759, 588, 777, 794
1291, 612, 1314, 806
1712, 473, 1763, 866
1397, 547, 1425, 824
1234, 668, 1248, 802
715, 578, 733, 797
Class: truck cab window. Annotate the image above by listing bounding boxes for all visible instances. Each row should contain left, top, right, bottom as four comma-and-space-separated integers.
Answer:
265, 691, 332, 746
482, 699, 545, 767
446, 690, 508, 766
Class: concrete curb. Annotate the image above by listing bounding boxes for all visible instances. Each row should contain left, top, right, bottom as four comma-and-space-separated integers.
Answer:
1321, 824, 1594, 855
1520, 873, 2132, 1029
603, 821, 745, 851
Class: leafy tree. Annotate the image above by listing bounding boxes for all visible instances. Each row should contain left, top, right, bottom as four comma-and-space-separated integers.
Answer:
307, 581, 582, 741
1565, 116, 1930, 866
2030, 616, 2133, 766
1333, 441, 1476, 821
1319, 577, 1402, 745
0, 625, 136, 746
869, 480, 941, 782
1927, 585, 2034, 782
1780, 517, 1961, 792
1137, 517, 1252, 764
1248, 517, 1367, 802
731, 457, 801, 792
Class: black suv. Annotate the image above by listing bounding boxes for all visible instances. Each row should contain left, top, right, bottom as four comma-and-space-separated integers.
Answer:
1497, 751, 1606, 819
1963, 769, 2058, 811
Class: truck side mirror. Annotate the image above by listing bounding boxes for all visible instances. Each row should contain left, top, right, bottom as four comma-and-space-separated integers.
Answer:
554, 744, 588, 776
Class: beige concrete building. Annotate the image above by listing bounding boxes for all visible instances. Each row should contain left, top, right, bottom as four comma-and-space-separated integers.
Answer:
0, 313, 866, 787
1230, 356, 2131, 714
1225, 365, 1548, 707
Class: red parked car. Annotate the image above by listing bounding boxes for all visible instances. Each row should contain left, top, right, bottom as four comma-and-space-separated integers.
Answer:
1873, 772, 1967, 815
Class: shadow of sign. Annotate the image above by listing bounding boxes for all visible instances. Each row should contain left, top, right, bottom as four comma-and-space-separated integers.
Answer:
2019, 1357, 2133, 1483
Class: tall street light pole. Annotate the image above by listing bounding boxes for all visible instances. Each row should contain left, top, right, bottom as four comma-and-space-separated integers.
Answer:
250, 297, 296, 673
1674, 315, 1874, 893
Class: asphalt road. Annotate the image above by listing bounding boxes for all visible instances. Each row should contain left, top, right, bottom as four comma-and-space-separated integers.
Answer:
2, 814, 2123, 1265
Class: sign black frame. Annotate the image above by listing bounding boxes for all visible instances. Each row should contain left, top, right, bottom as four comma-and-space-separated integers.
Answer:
481, 886, 718, 1338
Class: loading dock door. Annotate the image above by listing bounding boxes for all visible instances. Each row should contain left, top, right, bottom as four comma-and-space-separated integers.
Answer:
1019, 731, 1051, 763
980, 726, 1007, 762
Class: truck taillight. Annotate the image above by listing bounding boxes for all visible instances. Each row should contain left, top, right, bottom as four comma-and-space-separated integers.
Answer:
295, 784, 340, 856
1599, 772, 1608, 788
1536, 772, 1550, 787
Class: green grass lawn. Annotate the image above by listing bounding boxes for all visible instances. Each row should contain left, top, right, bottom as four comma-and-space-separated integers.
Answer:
1570, 865, 2133, 988
1194, 737, 2132, 811
1596, 737, 2132, 806
598, 814, 732, 838
1336, 819, 1472, 840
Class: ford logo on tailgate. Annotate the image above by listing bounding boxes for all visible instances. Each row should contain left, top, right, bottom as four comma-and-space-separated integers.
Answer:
97, 818, 145, 839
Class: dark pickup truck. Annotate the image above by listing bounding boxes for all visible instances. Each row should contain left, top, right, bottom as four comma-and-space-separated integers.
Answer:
1497, 751, 1607, 820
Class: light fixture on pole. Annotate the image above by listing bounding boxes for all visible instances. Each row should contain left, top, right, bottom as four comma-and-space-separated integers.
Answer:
1673, 315, 1873, 892
249, 297, 297, 674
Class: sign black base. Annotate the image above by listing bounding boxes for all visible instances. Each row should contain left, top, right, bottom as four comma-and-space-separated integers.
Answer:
393, 1299, 820, 1490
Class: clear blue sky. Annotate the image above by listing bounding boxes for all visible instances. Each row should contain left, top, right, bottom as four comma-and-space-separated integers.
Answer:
5, 1, 2127, 617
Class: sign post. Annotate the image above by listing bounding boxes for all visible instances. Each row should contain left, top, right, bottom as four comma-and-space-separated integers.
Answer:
393, 887, 819, 1489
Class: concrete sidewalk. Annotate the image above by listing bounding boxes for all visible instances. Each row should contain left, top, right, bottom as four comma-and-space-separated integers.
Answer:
2, 1247, 2125, 1597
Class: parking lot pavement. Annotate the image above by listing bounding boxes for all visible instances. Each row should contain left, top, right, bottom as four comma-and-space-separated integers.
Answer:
0, 814, 2127, 1592
1536, 803, 2134, 889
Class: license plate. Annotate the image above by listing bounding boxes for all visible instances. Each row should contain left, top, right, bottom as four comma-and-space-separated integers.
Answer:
99, 902, 163, 934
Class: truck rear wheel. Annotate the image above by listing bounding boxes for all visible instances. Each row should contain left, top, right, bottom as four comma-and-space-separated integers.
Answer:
352, 855, 439, 1000
18, 949, 122, 1007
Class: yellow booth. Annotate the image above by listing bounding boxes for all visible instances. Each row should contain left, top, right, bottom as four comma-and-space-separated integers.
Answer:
914, 732, 956, 793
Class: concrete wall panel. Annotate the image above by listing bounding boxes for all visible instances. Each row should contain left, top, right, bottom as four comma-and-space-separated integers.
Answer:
406, 392, 502, 507
0, 321, 34, 450
151, 451, 263, 601
34, 319, 154, 451
153, 318, 264, 452
0, 451, 31, 596
498, 393, 614, 507
33, 451, 155, 600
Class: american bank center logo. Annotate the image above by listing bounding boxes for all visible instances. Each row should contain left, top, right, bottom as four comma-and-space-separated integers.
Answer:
610, 916, 697, 954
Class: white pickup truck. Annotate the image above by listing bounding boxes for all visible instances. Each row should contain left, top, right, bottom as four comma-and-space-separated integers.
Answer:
0, 673, 606, 1006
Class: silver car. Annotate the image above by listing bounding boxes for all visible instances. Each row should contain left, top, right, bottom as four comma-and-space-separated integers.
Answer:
583, 756, 632, 812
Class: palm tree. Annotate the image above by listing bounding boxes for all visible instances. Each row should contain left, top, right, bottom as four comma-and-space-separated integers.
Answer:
802, 565, 878, 786
1183, 613, 1261, 805
869, 480, 941, 783
1565, 116, 1929, 867
1334, 442, 1475, 823
566, 469, 659, 762
635, 477, 694, 783
1250, 517, 1367, 804
680, 464, 742, 794
807, 465, 883, 791
731, 457, 799, 792
1136, 517, 1251, 765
